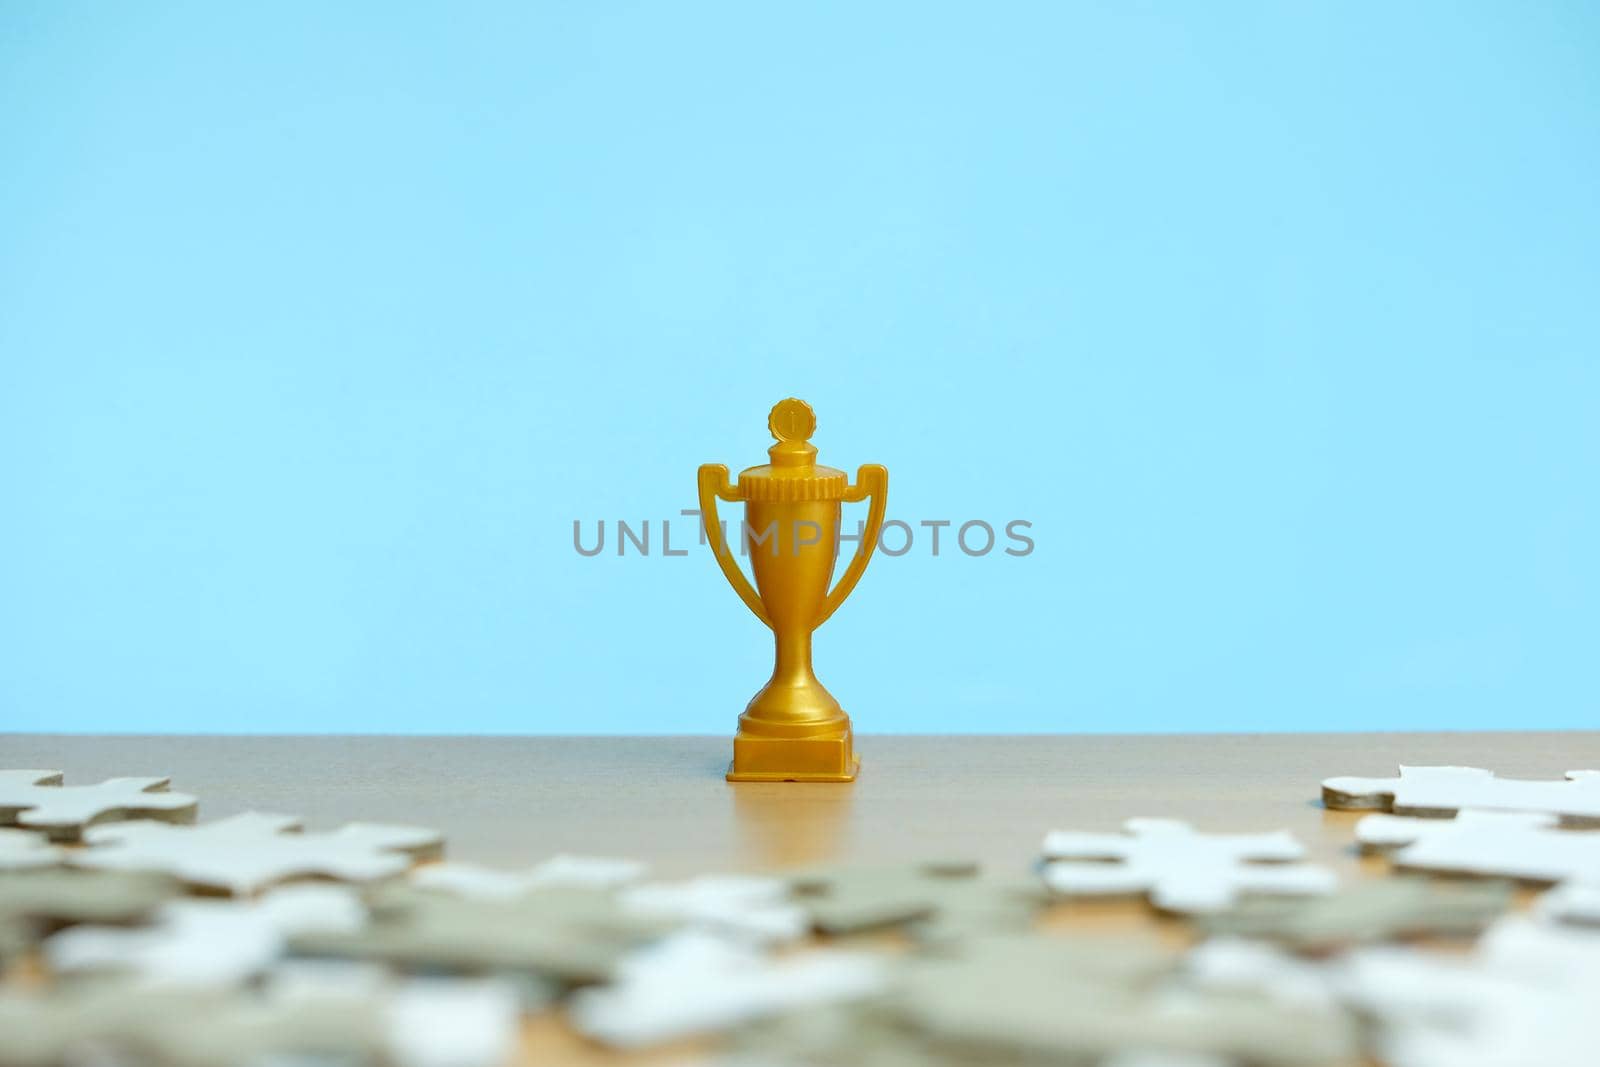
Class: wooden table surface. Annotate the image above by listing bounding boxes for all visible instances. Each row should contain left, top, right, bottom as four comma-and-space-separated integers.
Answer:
4, 732, 1597, 1065
6, 732, 1596, 874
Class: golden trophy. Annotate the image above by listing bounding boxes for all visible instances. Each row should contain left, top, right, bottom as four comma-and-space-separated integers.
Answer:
699, 399, 887, 782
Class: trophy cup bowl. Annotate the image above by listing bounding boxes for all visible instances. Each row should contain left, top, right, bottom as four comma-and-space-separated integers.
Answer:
699, 398, 887, 782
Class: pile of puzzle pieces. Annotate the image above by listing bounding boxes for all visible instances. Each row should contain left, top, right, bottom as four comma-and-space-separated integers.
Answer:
2, 764, 1598, 1066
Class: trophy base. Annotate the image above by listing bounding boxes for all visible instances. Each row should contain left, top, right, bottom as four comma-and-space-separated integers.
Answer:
725, 732, 859, 783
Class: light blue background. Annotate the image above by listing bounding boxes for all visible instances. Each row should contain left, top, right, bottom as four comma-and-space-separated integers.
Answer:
3, 2, 1596, 735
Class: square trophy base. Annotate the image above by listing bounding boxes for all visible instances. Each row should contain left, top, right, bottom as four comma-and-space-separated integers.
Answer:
726, 732, 859, 783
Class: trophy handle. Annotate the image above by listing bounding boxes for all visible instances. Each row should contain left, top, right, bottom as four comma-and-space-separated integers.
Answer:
697, 464, 773, 630
815, 463, 887, 628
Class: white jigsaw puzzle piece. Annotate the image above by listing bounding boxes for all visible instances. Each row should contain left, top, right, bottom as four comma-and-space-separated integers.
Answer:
0, 827, 61, 870
1100, 1055, 1234, 1067
1183, 938, 1342, 1009
268, 962, 522, 1067
619, 875, 808, 945
383, 976, 523, 1067
1322, 765, 1600, 823
1357, 810, 1600, 884
1185, 917, 1600, 1067
569, 930, 885, 1047
45, 884, 365, 986
70, 812, 442, 895
1479, 912, 1600, 980
1040, 818, 1336, 913
412, 854, 646, 898
0, 770, 197, 841
1535, 882, 1600, 927
1339, 916, 1600, 1067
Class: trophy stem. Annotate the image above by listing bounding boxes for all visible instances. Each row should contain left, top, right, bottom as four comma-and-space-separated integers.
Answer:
772, 629, 818, 690
728, 622, 857, 782
739, 624, 846, 730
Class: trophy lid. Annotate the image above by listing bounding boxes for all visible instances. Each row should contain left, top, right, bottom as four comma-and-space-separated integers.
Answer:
737, 398, 848, 502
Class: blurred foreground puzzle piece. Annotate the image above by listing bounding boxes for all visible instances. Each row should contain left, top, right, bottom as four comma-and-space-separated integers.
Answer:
1341, 915, 1600, 1067
0, 868, 180, 962
0, 972, 515, 1067
412, 855, 646, 897
46, 885, 365, 987
0, 770, 197, 842
1180, 938, 1342, 1009
1199, 877, 1512, 950
0, 983, 384, 1067
268, 962, 523, 1067
1040, 818, 1336, 914
788, 860, 1047, 940
894, 938, 1357, 1067
70, 812, 442, 895
293, 882, 669, 986
1322, 765, 1600, 825
1535, 882, 1600, 927
0, 828, 61, 871
732, 932, 1355, 1067
620, 874, 809, 945
569, 929, 886, 1048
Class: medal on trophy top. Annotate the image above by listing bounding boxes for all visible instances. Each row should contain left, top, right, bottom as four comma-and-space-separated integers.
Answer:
698, 399, 888, 782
